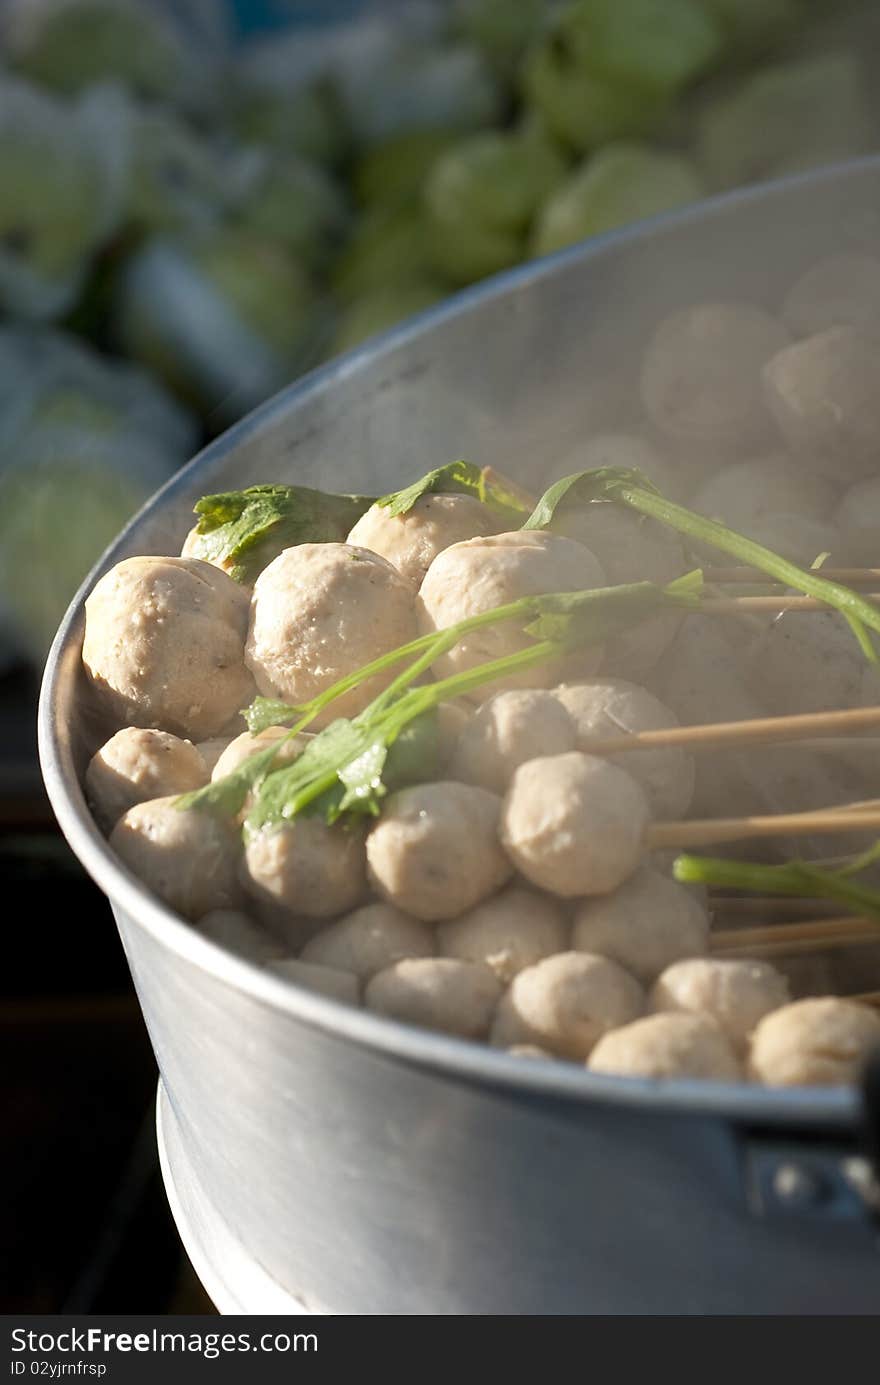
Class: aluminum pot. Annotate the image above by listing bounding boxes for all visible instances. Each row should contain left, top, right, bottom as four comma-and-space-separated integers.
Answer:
40, 158, 880, 1314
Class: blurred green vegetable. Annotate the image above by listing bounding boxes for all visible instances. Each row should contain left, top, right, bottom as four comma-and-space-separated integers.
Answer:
0, 324, 195, 658
331, 281, 445, 355
340, 42, 501, 146
522, 0, 722, 152
451, 0, 548, 78
424, 127, 568, 285
232, 75, 348, 169
532, 143, 704, 256
117, 231, 321, 419
0, 78, 126, 319
695, 0, 803, 58
126, 103, 230, 235
5, 0, 185, 100
234, 150, 347, 268
352, 130, 459, 211
331, 204, 434, 304
696, 51, 871, 188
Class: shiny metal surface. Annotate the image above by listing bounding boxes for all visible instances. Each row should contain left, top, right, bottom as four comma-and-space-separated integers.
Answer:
40, 160, 880, 1313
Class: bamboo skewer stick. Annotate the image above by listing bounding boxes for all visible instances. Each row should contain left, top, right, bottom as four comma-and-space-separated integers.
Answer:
702, 593, 880, 613
576, 705, 880, 757
647, 808, 880, 850
709, 896, 842, 917
704, 566, 880, 586
851, 990, 880, 1006
711, 916, 879, 951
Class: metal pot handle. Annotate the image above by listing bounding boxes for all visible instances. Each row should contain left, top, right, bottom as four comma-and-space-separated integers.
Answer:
744, 1050, 880, 1226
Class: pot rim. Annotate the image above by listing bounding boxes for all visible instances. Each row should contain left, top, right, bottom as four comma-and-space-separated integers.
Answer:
40, 156, 880, 1132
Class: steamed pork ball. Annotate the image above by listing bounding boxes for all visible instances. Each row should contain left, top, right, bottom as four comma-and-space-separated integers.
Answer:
346, 493, 502, 587
417, 530, 606, 698
555, 432, 675, 500
781, 253, 880, 339
245, 544, 417, 725
835, 475, 880, 564
746, 610, 880, 717
691, 454, 836, 537
555, 680, 695, 820
588, 1012, 741, 1081
83, 556, 254, 740
366, 781, 512, 921
448, 689, 576, 793
651, 957, 790, 1051
437, 884, 568, 983
365, 958, 501, 1039
640, 303, 789, 456
86, 727, 208, 832
109, 797, 242, 921
211, 725, 307, 781
762, 326, 880, 483
491, 952, 644, 1061
197, 908, 284, 964
749, 998, 880, 1087
551, 504, 686, 679
268, 958, 360, 1006
738, 512, 840, 566
501, 753, 650, 898
243, 818, 367, 921
300, 902, 435, 981
572, 867, 709, 985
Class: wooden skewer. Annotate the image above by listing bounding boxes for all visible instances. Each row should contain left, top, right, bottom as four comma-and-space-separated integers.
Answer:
704, 566, 880, 587
577, 705, 880, 757
851, 990, 880, 1006
712, 916, 879, 951
709, 896, 842, 918
702, 593, 880, 613
647, 808, 880, 850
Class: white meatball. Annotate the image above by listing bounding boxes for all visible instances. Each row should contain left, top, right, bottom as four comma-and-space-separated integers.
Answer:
551, 504, 686, 679
749, 997, 880, 1087
195, 737, 233, 775
86, 727, 208, 832
641, 303, 789, 455
655, 616, 865, 836
245, 543, 416, 725
762, 326, 880, 482
366, 781, 512, 921
83, 556, 255, 739
417, 530, 606, 699
242, 818, 367, 920
782, 253, 880, 339
651, 957, 790, 1050
212, 725, 307, 781
491, 952, 644, 1060
300, 902, 435, 981
346, 493, 501, 587
555, 679, 695, 820
501, 753, 650, 898
572, 867, 709, 984
197, 908, 284, 963
746, 611, 880, 716
109, 796, 242, 920
835, 475, 880, 564
692, 454, 836, 534
365, 958, 501, 1039
448, 689, 576, 793
588, 1012, 741, 1080
437, 884, 569, 983
268, 957, 360, 1005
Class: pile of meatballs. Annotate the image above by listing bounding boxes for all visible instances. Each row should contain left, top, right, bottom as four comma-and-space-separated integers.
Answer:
79, 248, 880, 1089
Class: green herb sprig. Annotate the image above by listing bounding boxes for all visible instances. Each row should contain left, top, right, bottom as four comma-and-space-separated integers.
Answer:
178, 572, 702, 829
522, 467, 880, 661
673, 842, 880, 921
188, 463, 530, 585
